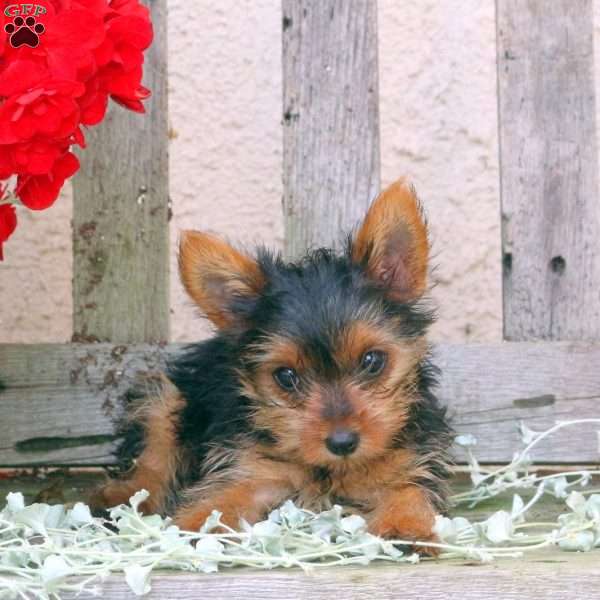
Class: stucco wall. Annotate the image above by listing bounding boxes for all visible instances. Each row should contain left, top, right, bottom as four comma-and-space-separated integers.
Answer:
5, 0, 590, 343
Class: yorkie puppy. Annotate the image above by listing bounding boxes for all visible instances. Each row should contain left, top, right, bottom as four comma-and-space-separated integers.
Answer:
90, 179, 452, 547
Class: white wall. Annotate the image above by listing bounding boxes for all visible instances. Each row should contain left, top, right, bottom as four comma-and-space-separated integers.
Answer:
5, 1, 595, 343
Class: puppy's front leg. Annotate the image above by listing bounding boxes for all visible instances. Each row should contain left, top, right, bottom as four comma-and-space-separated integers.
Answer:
174, 478, 293, 532
368, 485, 439, 554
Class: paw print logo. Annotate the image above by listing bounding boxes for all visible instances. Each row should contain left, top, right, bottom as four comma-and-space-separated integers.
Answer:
4, 15, 45, 48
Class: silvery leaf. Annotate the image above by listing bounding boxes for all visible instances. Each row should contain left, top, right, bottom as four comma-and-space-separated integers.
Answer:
159, 525, 187, 552
195, 536, 225, 556
124, 564, 153, 596
12, 504, 50, 536
566, 491, 587, 516
129, 490, 150, 512
380, 540, 403, 559
558, 531, 595, 552
585, 494, 600, 521
351, 533, 380, 559
41, 555, 72, 591
46, 504, 66, 529
455, 434, 477, 447
193, 538, 224, 574
252, 520, 284, 555
6, 492, 25, 513
1, 550, 30, 568
69, 502, 94, 526
518, 422, 543, 445
199, 510, 222, 533
484, 511, 513, 543
550, 476, 569, 499
340, 514, 366, 535
279, 500, 306, 527
310, 505, 343, 541
511, 494, 525, 522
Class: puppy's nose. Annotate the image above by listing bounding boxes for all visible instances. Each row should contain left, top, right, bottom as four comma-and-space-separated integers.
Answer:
325, 429, 360, 456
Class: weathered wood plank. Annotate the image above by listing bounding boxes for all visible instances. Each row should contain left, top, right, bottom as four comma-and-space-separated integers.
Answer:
60, 552, 600, 600
72, 0, 169, 343
282, 0, 380, 257
0, 344, 173, 466
434, 343, 600, 462
1, 342, 599, 466
496, 0, 600, 340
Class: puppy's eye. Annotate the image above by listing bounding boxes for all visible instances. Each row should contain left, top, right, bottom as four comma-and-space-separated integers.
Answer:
273, 367, 299, 391
360, 350, 386, 376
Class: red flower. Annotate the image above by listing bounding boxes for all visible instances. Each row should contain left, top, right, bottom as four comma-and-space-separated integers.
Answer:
0, 60, 50, 97
42, 9, 106, 80
0, 203, 17, 260
96, 12, 152, 112
17, 151, 80, 210
0, 80, 85, 144
0, 0, 153, 259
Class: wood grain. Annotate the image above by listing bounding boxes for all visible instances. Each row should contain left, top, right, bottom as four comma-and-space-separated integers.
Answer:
282, 0, 380, 258
496, 0, 600, 340
60, 551, 600, 600
1, 342, 599, 466
72, 0, 169, 343
0, 344, 171, 466
433, 342, 600, 463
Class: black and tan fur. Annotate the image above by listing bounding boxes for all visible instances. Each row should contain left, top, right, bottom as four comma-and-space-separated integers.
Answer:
89, 179, 453, 549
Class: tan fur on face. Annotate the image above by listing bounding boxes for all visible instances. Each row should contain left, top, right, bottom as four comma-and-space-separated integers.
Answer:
178, 231, 264, 329
238, 319, 428, 469
353, 179, 429, 302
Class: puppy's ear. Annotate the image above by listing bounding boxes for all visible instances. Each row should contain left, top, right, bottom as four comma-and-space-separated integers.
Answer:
352, 179, 429, 302
179, 231, 264, 329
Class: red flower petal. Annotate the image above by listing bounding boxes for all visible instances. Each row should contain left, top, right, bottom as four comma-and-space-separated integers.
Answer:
0, 60, 50, 96
112, 96, 145, 113
80, 89, 108, 125
0, 204, 18, 261
54, 151, 80, 180
17, 152, 79, 210
44, 9, 105, 50
106, 15, 153, 50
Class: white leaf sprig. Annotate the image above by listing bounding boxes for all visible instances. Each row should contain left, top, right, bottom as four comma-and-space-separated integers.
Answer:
0, 418, 598, 598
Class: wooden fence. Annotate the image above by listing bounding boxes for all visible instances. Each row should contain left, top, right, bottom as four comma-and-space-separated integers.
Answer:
1, 0, 599, 468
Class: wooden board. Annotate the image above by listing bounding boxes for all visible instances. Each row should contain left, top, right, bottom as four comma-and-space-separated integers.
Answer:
0, 344, 170, 466
1, 342, 599, 466
282, 0, 380, 258
59, 553, 600, 600
496, 0, 600, 340
71, 0, 169, 344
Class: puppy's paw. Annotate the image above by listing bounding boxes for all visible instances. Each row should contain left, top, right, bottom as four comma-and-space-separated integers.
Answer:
174, 506, 214, 532
87, 481, 147, 515
369, 515, 440, 557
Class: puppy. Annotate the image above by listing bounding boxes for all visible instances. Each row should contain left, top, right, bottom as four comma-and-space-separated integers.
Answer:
90, 179, 452, 547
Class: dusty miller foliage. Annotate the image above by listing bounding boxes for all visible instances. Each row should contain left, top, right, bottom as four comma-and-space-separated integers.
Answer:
1, 419, 599, 599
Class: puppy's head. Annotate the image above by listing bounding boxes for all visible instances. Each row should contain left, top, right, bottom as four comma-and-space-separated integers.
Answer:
179, 179, 433, 468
